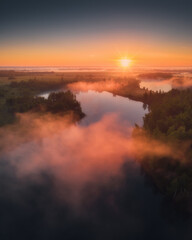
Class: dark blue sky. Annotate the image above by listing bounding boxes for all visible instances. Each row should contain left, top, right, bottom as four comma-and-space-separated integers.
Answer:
1, 0, 191, 27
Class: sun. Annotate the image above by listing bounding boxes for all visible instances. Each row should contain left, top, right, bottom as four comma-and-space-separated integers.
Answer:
119, 58, 132, 68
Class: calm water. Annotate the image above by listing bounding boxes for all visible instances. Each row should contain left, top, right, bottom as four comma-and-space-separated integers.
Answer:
0, 89, 192, 240
76, 90, 147, 126
40, 89, 148, 126
140, 80, 172, 92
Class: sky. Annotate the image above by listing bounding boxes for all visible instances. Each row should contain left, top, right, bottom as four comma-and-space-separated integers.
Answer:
1, 0, 192, 66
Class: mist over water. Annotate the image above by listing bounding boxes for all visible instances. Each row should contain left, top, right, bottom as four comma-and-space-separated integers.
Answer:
1, 0, 192, 236
0, 87, 192, 240
140, 80, 172, 92
139, 72, 192, 92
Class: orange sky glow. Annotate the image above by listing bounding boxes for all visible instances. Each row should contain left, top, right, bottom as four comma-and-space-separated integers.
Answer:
1, 34, 192, 67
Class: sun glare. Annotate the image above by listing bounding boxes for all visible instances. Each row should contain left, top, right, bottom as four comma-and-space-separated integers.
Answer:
119, 58, 132, 68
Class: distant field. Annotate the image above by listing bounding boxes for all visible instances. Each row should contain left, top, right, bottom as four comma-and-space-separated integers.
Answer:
0, 70, 131, 85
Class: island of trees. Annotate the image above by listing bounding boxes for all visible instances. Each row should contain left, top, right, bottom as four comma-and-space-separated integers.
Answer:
0, 79, 85, 126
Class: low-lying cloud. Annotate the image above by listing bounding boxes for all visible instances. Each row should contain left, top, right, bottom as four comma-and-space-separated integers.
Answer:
0, 112, 184, 208
68, 79, 130, 92
171, 76, 192, 89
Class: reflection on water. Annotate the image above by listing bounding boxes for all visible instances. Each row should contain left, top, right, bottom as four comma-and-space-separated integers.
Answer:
140, 80, 172, 92
39, 89, 148, 127
76, 90, 148, 126
1, 88, 192, 240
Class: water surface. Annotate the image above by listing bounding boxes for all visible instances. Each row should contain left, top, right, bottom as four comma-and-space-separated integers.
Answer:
0, 89, 192, 240
76, 90, 147, 126
140, 80, 172, 92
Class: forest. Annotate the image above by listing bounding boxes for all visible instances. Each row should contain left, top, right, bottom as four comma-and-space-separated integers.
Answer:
1, 71, 192, 212
137, 88, 192, 212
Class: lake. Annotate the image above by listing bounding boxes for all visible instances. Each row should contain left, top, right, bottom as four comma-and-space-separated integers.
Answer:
0, 88, 192, 240
140, 79, 172, 92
